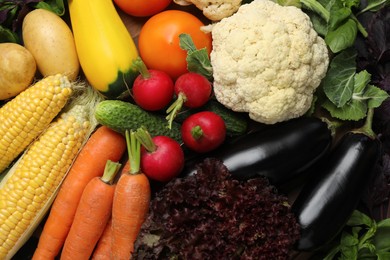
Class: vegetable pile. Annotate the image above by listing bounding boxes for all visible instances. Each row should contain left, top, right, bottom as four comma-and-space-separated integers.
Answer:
133, 158, 300, 259
0, 0, 389, 259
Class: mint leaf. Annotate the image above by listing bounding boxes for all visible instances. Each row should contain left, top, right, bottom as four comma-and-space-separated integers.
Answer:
322, 48, 356, 107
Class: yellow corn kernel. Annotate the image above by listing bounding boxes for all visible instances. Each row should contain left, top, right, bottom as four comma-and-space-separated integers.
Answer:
0, 74, 73, 174
0, 85, 101, 260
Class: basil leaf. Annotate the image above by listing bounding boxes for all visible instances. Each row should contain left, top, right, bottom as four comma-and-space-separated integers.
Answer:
328, 6, 351, 30
373, 219, 390, 251
0, 25, 19, 43
357, 0, 390, 14
35, 0, 65, 16
322, 48, 356, 107
377, 252, 390, 260
347, 210, 374, 227
325, 18, 358, 53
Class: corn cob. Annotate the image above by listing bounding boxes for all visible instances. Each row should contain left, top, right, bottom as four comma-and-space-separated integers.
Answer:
0, 74, 73, 174
0, 84, 102, 260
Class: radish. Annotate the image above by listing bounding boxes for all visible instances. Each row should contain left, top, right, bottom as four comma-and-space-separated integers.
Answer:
132, 57, 174, 111
166, 72, 212, 128
135, 127, 185, 182
181, 111, 226, 153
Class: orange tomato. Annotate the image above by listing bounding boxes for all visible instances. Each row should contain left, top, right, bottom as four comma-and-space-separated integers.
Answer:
113, 0, 172, 17
138, 10, 212, 80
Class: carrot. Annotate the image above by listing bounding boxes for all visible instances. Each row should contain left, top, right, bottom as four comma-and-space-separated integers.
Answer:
60, 160, 121, 260
91, 217, 113, 260
111, 129, 151, 259
32, 126, 127, 260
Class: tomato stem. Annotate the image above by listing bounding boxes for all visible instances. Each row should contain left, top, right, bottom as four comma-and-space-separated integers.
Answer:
166, 92, 187, 129
191, 125, 203, 140
133, 57, 151, 79
125, 129, 141, 174
135, 127, 157, 153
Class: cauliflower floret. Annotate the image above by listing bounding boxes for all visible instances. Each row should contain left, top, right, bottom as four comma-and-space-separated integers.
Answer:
174, 0, 242, 21
211, 0, 329, 124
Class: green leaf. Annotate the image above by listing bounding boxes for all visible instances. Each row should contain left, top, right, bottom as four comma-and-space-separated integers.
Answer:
347, 210, 374, 227
354, 70, 371, 93
322, 98, 367, 121
322, 48, 356, 107
373, 220, 390, 251
377, 252, 390, 260
357, 0, 390, 15
35, 0, 65, 16
365, 85, 390, 108
341, 232, 359, 247
0, 25, 19, 43
328, 6, 351, 30
325, 18, 358, 53
179, 33, 213, 81
377, 218, 390, 228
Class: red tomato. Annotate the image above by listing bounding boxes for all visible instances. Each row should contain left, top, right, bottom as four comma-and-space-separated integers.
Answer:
181, 111, 226, 153
138, 10, 212, 80
113, 0, 172, 17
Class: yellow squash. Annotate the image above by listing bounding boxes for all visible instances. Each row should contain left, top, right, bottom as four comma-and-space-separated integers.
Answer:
68, 0, 139, 99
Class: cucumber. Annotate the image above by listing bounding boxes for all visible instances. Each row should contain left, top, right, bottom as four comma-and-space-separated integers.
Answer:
95, 100, 182, 142
175, 100, 248, 136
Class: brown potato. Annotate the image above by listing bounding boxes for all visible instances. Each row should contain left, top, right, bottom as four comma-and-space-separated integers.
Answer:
22, 9, 80, 81
0, 43, 37, 100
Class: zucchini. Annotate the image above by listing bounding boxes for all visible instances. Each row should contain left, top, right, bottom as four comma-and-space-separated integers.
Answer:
95, 100, 182, 142
68, 0, 139, 99
175, 100, 248, 136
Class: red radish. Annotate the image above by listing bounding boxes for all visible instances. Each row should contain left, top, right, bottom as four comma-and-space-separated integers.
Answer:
166, 72, 212, 128
135, 127, 184, 182
132, 57, 174, 111
181, 111, 226, 153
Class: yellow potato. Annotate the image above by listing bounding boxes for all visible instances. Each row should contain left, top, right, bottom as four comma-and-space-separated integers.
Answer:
0, 43, 37, 100
22, 8, 80, 81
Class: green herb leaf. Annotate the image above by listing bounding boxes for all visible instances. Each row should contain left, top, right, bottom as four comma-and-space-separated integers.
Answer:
0, 25, 19, 43
179, 33, 213, 81
377, 252, 390, 260
35, 0, 65, 16
365, 85, 390, 108
322, 48, 356, 107
347, 210, 374, 227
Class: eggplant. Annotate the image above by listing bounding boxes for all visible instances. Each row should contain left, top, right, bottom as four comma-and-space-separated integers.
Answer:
291, 111, 382, 251
180, 116, 332, 185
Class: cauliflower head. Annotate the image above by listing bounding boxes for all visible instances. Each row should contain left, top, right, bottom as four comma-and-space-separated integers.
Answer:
210, 0, 329, 124
174, 0, 242, 21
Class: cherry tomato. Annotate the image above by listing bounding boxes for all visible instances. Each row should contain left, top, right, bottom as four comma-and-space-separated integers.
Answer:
138, 10, 212, 79
113, 0, 172, 17
141, 136, 185, 182
181, 111, 226, 153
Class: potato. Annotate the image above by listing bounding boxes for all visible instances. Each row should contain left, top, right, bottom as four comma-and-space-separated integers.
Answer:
22, 8, 80, 81
0, 43, 37, 100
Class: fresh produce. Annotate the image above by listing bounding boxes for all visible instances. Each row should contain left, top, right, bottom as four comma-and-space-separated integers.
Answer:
181, 116, 332, 184
60, 160, 121, 260
112, 130, 151, 259
181, 111, 226, 153
0, 42, 36, 100
22, 8, 79, 81
210, 0, 329, 124
174, 99, 248, 137
0, 86, 101, 259
132, 57, 174, 111
173, 0, 242, 21
0, 74, 73, 174
136, 127, 185, 182
68, 0, 139, 98
113, 0, 172, 17
138, 10, 212, 79
292, 109, 382, 251
166, 72, 212, 128
324, 210, 390, 259
32, 125, 127, 260
91, 217, 113, 260
94, 100, 182, 142
133, 158, 300, 259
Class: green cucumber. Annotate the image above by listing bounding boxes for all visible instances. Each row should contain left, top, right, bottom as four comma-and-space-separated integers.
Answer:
175, 100, 248, 136
95, 100, 182, 142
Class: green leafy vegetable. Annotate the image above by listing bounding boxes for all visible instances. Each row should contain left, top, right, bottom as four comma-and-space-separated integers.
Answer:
321, 49, 389, 121
179, 33, 213, 81
324, 210, 390, 260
